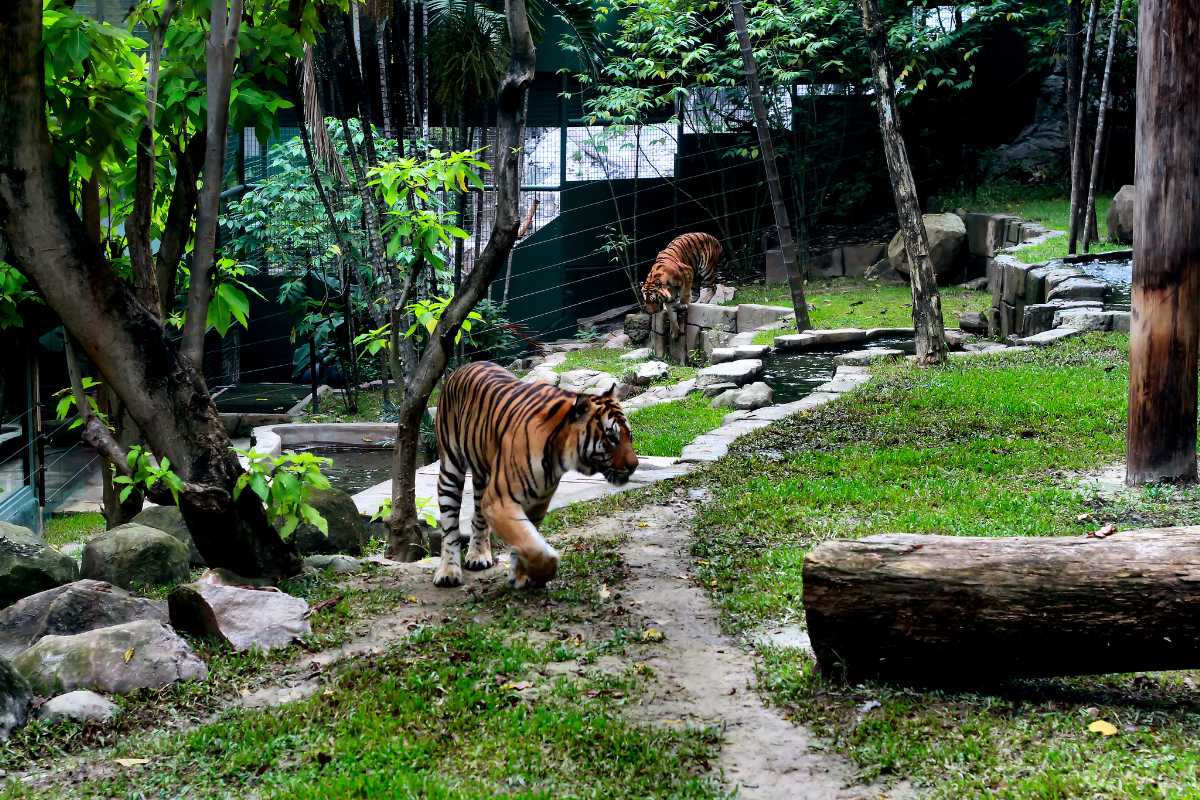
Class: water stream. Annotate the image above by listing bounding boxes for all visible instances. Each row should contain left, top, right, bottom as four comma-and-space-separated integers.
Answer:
761, 335, 915, 403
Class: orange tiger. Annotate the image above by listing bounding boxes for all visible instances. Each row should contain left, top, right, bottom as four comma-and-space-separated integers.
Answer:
432, 361, 639, 589
641, 232, 723, 313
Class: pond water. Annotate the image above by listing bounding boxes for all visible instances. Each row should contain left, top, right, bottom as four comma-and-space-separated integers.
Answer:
761, 335, 915, 403
1071, 256, 1133, 308
293, 444, 430, 495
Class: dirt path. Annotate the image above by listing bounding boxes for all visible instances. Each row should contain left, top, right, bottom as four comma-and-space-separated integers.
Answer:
581, 500, 899, 800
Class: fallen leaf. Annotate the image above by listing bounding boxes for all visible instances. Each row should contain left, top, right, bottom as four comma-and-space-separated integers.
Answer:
123, 648, 135, 664
405, 595, 420, 604
1088, 720, 1118, 736
1075, 512, 1093, 522
305, 595, 344, 617
113, 758, 149, 767
1088, 523, 1117, 539
597, 584, 611, 601
642, 628, 665, 642
500, 681, 533, 691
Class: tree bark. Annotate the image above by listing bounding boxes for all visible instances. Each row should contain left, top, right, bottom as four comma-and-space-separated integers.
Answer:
1126, 0, 1200, 486
387, 0, 536, 560
1067, 0, 1100, 255
803, 529, 1200, 683
182, 0, 244, 368
857, 0, 946, 364
1082, 0, 1122, 254
729, 0, 810, 331
0, 0, 300, 578
1064, 0, 1082, 169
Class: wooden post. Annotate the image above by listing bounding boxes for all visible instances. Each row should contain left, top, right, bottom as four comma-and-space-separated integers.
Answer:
1126, 0, 1200, 485
729, 0, 811, 332
857, 0, 946, 365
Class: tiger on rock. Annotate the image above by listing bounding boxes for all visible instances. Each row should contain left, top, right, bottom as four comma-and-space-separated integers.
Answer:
641, 232, 723, 313
432, 361, 639, 589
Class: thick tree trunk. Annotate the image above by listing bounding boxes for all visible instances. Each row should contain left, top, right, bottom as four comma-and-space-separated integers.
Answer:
1082, 0, 1122, 254
803, 529, 1200, 683
1067, 0, 1100, 255
857, 0, 946, 364
182, 0, 244, 368
156, 131, 207, 317
1126, 0, 1200, 485
0, 0, 300, 578
387, 0, 536, 560
729, 0, 810, 331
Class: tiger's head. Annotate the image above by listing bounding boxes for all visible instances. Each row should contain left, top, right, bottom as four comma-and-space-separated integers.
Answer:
567, 386, 638, 485
641, 276, 670, 314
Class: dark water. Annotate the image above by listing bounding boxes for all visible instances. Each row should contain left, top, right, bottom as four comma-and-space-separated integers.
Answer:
1057, 257, 1133, 309
762, 336, 915, 403
294, 445, 423, 495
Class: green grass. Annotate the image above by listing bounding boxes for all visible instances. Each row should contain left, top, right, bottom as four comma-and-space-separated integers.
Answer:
43, 512, 106, 548
688, 333, 1200, 797
554, 347, 695, 386
740, 278, 990, 344
626, 393, 729, 458
2, 541, 726, 800
941, 183, 1127, 264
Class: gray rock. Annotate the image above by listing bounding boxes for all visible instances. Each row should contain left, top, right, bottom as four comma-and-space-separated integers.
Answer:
80, 523, 190, 591
709, 284, 736, 305
618, 347, 652, 362
834, 348, 904, 366
700, 382, 738, 397
1046, 277, 1108, 303
842, 243, 887, 277
864, 258, 905, 283
735, 304, 792, 332
985, 69, 1069, 182
961, 276, 989, 291
0, 522, 79, 610
623, 313, 651, 344
603, 332, 630, 349
710, 344, 770, 364
0, 658, 31, 739
169, 582, 310, 653
304, 554, 364, 574
522, 367, 560, 386
957, 312, 989, 335
37, 690, 117, 724
731, 382, 774, 410
1053, 308, 1114, 331
684, 303, 738, 331
624, 360, 669, 387
0, 579, 166, 660
131, 506, 204, 567
943, 329, 972, 349
1018, 327, 1084, 347
13, 620, 207, 695
559, 369, 621, 395
1110, 310, 1131, 333
1106, 184, 1135, 244
291, 487, 370, 556
695, 359, 763, 388
888, 213, 966, 277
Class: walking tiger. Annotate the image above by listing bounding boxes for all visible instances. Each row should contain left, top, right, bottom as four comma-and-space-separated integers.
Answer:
641, 232, 723, 313
432, 361, 639, 589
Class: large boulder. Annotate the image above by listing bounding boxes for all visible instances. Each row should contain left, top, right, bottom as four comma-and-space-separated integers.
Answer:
37, 690, 118, 724
0, 657, 31, 739
130, 506, 204, 567
80, 523, 190, 590
291, 487, 370, 556
985, 69, 1069, 182
0, 522, 78, 610
12, 620, 207, 695
887, 214, 966, 278
1106, 184, 1135, 244
624, 360, 669, 387
0, 579, 166, 660
168, 581, 310, 652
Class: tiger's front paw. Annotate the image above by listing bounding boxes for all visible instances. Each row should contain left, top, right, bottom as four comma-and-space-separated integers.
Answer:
433, 562, 463, 588
464, 555, 495, 571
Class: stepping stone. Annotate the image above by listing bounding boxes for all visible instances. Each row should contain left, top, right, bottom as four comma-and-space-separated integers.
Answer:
709, 344, 770, 364
834, 348, 904, 366
38, 690, 117, 724
626, 360, 669, 386
619, 347, 652, 361
735, 304, 792, 332
1018, 327, 1084, 347
696, 359, 763, 388
1046, 276, 1108, 303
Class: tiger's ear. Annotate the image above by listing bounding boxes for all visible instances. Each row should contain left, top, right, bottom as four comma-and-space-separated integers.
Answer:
602, 385, 617, 400
569, 393, 591, 421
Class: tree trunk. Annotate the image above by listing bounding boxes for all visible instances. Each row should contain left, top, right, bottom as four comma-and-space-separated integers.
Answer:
1126, 0, 1200, 486
1064, 0, 1082, 169
0, 0, 300, 578
387, 0, 536, 560
857, 0, 946, 365
803, 529, 1200, 683
1082, 0, 1122, 254
182, 0, 244, 368
729, 0, 810, 331
156, 131, 207, 318
1067, 0, 1100, 255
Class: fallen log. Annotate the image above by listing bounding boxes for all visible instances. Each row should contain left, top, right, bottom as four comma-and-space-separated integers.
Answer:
802, 527, 1200, 683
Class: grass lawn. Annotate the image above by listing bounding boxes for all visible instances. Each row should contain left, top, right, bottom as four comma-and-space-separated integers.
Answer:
554, 347, 696, 386
688, 333, 1200, 797
627, 393, 729, 458
43, 512, 106, 548
736, 278, 990, 344
941, 183, 1127, 263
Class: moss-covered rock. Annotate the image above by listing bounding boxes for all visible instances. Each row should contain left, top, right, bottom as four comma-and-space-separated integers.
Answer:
80, 523, 190, 590
291, 488, 370, 556
0, 521, 78, 609
0, 657, 31, 739
131, 505, 205, 567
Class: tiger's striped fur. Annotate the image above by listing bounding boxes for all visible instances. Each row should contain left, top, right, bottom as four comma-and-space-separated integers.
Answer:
641, 232, 723, 313
432, 361, 639, 589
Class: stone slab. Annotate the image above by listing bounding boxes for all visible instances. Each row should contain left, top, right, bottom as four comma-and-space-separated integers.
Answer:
736, 304, 793, 332
1018, 327, 1084, 347
695, 359, 763, 388
685, 303, 739, 331
833, 348, 904, 366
